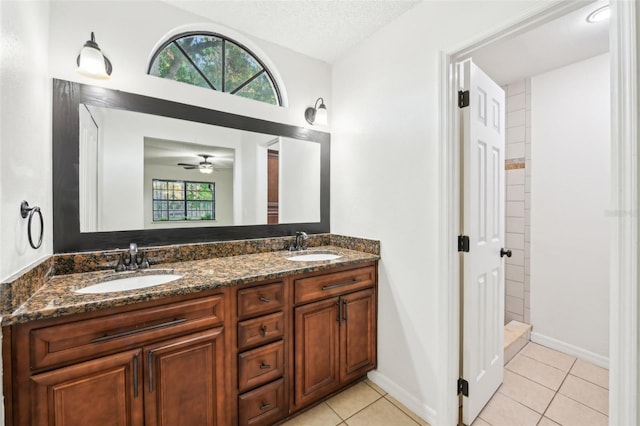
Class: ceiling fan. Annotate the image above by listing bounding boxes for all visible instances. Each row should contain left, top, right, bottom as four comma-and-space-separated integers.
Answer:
177, 154, 216, 174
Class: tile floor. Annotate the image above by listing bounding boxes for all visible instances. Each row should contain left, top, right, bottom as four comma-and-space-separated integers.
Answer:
280, 342, 609, 426
280, 379, 429, 426
475, 342, 609, 426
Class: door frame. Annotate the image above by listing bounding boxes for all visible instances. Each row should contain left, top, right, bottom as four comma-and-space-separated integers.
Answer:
437, 1, 637, 425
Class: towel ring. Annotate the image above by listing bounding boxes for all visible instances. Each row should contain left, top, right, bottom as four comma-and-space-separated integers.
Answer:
21, 201, 44, 249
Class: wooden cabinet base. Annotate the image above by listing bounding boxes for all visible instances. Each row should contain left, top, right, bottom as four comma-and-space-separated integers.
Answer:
4, 262, 378, 426
238, 379, 285, 426
30, 349, 144, 426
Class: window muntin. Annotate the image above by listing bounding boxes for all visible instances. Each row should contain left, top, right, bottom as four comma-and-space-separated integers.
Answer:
149, 33, 281, 106
152, 179, 215, 222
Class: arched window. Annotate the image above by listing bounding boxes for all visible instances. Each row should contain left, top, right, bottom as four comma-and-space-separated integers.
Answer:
148, 32, 282, 106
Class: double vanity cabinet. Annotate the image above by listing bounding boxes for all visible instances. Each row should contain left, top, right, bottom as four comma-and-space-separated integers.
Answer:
3, 257, 377, 426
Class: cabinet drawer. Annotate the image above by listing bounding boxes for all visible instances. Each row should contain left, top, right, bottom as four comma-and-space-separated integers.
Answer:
30, 295, 224, 371
238, 340, 284, 392
237, 282, 284, 318
294, 266, 375, 304
238, 312, 285, 350
238, 378, 285, 426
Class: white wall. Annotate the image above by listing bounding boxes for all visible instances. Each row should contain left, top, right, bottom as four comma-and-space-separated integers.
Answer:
637, 4, 640, 405
0, 0, 51, 282
97, 108, 243, 231
530, 53, 610, 364
0, 0, 51, 421
0, 0, 329, 276
238, 132, 273, 225
48, 1, 331, 130
279, 137, 321, 224
330, 1, 551, 423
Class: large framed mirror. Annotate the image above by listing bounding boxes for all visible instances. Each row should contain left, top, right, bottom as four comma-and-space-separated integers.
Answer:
53, 79, 330, 253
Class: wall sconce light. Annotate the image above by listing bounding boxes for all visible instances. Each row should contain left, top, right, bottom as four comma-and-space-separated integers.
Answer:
305, 97, 328, 126
76, 32, 112, 79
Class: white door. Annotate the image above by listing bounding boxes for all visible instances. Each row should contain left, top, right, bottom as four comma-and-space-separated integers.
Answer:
460, 59, 506, 425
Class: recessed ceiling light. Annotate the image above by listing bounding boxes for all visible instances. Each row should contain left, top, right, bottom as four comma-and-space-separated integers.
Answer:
586, 5, 610, 23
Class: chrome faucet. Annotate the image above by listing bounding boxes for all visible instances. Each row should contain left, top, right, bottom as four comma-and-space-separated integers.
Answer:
127, 243, 139, 271
115, 243, 149, 272
291, 231, 308, 251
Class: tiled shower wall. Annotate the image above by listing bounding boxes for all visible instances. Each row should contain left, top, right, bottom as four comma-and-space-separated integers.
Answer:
504, 79, 531, 324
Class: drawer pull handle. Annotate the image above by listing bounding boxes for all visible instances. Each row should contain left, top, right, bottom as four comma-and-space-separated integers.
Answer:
259, 296, 271, 303
322, 278, 362, 291
133, 354, 139, 398
260, 403, 271, 411
90, 318, 188, 343
343, 299, 348, 321
259, 362, 271, 369
260, 325, 268, 337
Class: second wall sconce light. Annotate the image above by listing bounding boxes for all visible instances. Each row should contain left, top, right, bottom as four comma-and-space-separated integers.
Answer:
76, 32, 112, 79
305, 97, 328, 126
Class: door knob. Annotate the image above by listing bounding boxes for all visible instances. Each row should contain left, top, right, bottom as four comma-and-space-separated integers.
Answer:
500, 248, 512, 258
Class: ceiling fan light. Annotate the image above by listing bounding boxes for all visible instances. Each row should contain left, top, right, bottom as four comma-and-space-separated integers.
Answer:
199, 166, 214, 174
586, 5, 610, 23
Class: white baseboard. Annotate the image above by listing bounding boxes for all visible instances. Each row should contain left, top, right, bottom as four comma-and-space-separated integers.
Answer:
530, 332, 609, 369
366, 370, 437, 425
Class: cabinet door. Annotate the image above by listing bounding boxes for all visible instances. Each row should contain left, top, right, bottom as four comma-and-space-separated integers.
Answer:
294, 297, 340, 407
144, 327, 225, 426
340, 289, 376, 382
30, 349, 143, 426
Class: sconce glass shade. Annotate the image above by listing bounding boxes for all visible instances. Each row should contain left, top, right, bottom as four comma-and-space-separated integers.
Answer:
314, 103, 328, 126
305, 97, 328, 125
77, 32, 112, 79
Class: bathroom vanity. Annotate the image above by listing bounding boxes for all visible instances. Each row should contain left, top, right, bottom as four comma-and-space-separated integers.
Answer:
1, 79, 378, 425
2, 244, 378, 426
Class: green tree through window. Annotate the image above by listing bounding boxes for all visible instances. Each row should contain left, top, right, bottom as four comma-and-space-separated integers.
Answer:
148, 33, 280, 106
152, 179, 215, 222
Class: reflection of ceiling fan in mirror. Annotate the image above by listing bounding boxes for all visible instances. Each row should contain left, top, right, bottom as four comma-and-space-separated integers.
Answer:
177, 154, 216, 174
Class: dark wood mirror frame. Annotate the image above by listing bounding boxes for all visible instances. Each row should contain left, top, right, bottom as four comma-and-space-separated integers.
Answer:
52, 79, 330, 253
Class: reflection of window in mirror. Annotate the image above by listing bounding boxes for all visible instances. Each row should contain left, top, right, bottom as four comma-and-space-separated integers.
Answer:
152, 180, 215, 222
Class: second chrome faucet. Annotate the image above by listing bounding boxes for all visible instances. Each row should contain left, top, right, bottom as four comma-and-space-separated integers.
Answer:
290, 231, 308, 252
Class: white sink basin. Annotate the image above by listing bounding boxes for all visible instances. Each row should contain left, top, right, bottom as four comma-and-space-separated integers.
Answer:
76, 273, 183, 294
286, 251, 342, 262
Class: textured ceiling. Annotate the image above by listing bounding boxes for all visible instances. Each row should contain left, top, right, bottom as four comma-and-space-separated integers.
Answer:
472, 1, 609, 85
165, 0, 420, 63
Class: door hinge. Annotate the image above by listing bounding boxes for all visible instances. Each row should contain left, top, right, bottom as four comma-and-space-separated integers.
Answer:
458, 235, 470, 252
458, 90, 470, 108
458, 378, 469, 396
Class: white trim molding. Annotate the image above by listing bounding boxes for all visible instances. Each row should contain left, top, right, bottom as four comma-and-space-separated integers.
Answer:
530, 332, 609, 369
367, 371, 437, 425
609, 1, 638, 425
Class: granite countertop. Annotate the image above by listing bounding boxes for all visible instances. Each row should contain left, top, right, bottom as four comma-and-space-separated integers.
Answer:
3, 246, 379, 326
